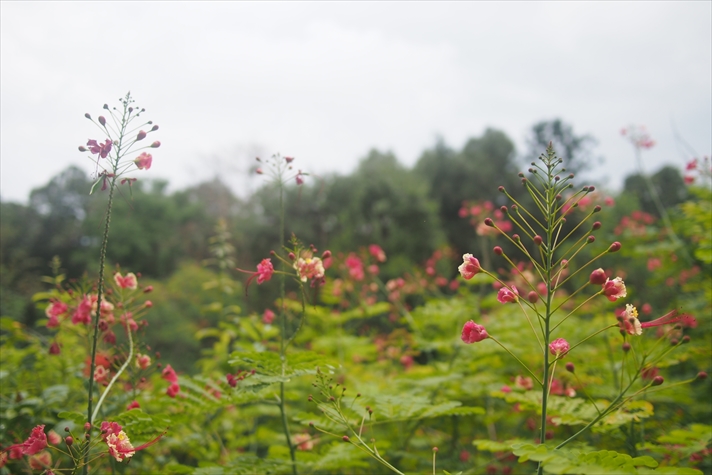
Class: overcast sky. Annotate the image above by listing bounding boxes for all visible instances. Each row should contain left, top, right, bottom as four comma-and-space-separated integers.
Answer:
1, 2, 710, 204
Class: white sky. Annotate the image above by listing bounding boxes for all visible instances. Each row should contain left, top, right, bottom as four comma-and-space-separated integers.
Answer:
1, 2, 710, 204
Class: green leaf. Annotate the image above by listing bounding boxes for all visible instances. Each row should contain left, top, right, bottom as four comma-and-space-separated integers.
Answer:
57, 411, 87, 426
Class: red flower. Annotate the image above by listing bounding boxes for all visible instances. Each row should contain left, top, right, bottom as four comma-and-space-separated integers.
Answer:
86, 139, 112, 158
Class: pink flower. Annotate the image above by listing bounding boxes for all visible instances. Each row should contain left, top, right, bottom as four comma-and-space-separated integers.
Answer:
28, 450, 52, 470
136, 353, 151, 370
161, 364, 178, 383
94, 365, 110, 384
263, 309, 276, 325
618, 304, 642, 336
294, 256, 325, 282
47, 430, 61, 445
20, 425, 48, 455
256, 258, 274, 284
549, 338, 570, 358
345, 254, 365, 281
461, 320, 488, 344
293, 433, 314, 451
114, 272, 138, 289
602, 277, 627, 302
45, 300, 68, 320
295, 172, 304, 185
101, 421, 164, 463
166, 382, 180, 398
134, 152, 152, 170
458, 254, 481, 280
515, 375, 533, 390
126, 400, 140, 411
640, 309, 697, 330
369, 244, 387, 262
87, 139, 112, 158
104, 430, 135, 462
497, 285, 519, 304
72, 295, 93, 325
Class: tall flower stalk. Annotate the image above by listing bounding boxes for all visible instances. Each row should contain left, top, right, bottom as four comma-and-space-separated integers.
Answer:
78, 92, 159, 472
457, 144, 695, 474
249, 155, 314, 475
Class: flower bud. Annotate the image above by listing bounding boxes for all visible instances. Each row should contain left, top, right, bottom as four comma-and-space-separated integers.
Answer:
342, 436, 350, 442
608, 242, 622, 253
151, 125, 159, 131
498, 186, 505, 192
588, 186, 596, 192
556, 194, 562, 201
682, 335, 690, 344
433, 447, 439, 452
670, 338, 679, 346
49, 342, 61, 355
652, 376, 664, 386
145, 300, 153, 308
493, 246, 503, 256
500, 206, 507, 213
65, 436, 74, 446
554, 175, 560, 181
521, 178, 528, 184
322, 250, 331, 259
593, 205, 601, 213
484, 218, 494, 227
527, 291, 539, 303
285, 156, 294, 163
589, 268, 607, 285
587, 235, 595, 243
696, 371, 708, 380
143, 285, 153, 293
582, 186, 589, 192
512, 234, 520, 242
256, 168, 263, 174
79, 146, 88, 152
288, 252, 296, 260
533, 235, 543, 246
561, 259, 568, 268
136, 130, 147, 141
98, 116, 106, 126
565, 362, 575, 373
84, 422, 91, 431
592, 221, 601, 230
622, 342, 631, 352
85, 113, 91, 119
150, 141, 161, 148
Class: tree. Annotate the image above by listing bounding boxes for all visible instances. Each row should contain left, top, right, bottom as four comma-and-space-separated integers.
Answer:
415, 129, 520, 255
525, 119, 599, 174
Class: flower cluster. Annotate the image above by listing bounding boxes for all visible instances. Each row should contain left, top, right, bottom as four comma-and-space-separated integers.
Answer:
44, 270, 153, 354
79, 93, 160, 193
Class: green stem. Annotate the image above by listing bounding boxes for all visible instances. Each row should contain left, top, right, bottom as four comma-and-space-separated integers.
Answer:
92, 324, 134, 422
83, 174, 117, 474
488, 336, 542, 386
277, 179, 297, 475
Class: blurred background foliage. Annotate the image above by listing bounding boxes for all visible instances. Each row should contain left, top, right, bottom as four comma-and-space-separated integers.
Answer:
0, 118, 703, 373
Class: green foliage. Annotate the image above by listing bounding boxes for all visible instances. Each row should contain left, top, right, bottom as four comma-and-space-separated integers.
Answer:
510, 444, 703, 474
